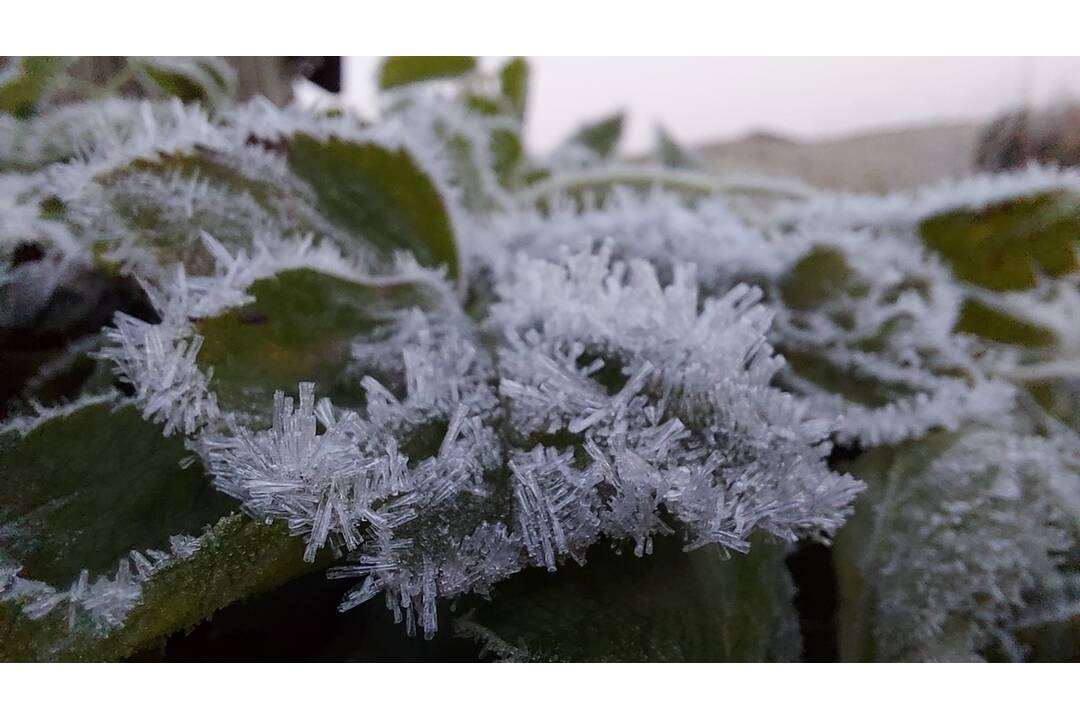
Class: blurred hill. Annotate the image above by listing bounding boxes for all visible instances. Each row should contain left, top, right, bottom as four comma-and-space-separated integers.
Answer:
698, 123, 981, 193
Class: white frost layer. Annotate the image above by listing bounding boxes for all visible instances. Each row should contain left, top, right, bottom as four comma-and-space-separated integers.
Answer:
0, 534, 201, 635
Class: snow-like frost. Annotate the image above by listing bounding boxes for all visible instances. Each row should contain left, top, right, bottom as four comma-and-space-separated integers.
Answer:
491, 245, 863, 548
853, 429, 1079, 661
169, 242, 862, 638
10, 71, 1078, 653
0, 534, 201, 635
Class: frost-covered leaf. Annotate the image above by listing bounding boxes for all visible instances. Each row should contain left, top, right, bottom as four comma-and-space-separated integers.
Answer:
490, 128, 524, 189
457, 537, 800, 661
778, 245, 866, 310
918, 191, 1080, 350
1, 338, 118, 423
556, 111, 624, 161
0, 57, 67, 118
920, 191, 1080, 292
378, 57, 477, 91
771, 238, 1016, 447
72, 147, 336, 277
0, 400, 234, 587
1, 512, 319, 661
134, 58, 234, 109
954, 298, 1058, 347
833, 429, 1077, 661
498, 58, 529, 121
170, 243, 860, 640
288, 134, 460, 277
440, 131, 511, 214
195, 268, 445, 425
0, 397, 330, 660
1028, 377, 1080, 433
566, 112, 624, 159
655, 125, 703, 170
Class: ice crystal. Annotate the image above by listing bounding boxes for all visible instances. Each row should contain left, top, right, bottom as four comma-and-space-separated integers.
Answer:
771, 164, 1080, 232
96, 272, 219, 436
0, 534, 201, 634
0, 390, 121, 439
471, 188, 780, 289
0, 173, 78, 256
490, 246, 862, 550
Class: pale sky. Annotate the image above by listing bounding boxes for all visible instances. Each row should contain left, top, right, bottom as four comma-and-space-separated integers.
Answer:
343, 57, 1080, 153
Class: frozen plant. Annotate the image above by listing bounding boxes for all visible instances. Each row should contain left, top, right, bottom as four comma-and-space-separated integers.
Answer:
1, 56, 1077, 662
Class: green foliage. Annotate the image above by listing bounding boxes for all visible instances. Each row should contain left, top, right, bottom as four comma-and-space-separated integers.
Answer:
779, 246, 866, 310
378, 56, 477, 90
0, 57, 235, 121
490, 128, 525, 189
4, 54, 1079, 664
920, 192, 1080, 292
954, 298, 1057, 348
1, 513, 321, 661
655, 126, 702, 169
0, 401, 235, 586
441, 132, 508, 213
498, 57, 529, 121
0, 399, 326, 661
0, 57, 67, 118
288, 134, 460, 277
833, 430, 1073, 661
135, 59, 234, 109
832, 433, 959, 661
464, 537, 800, 661
196, 268, 441, 425
562, 111, 625, 159
94, 151, 319, 274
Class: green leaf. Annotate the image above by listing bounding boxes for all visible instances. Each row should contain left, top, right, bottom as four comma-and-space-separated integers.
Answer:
0, 57, 67, 118
2, 345, 116, 420
195, 268, 443, 426
0, 398, 332, 660
780, 349, 911, 408
490, 128, 524, 189
463, 94, 502, 116
288, 134, 460, 277
1027, 377, 1080, 432
919, 192, 1080, 349
919, 193, 1080, 348
1, 512, 321, 661
832, 429, 1072, 661
919, 192, 1080, 292
460, 536, 800, 661
0, 401, 236, 587
954, 297, 1057, 347
561, 112, 624, 159
498, 57, 529, 121
779, 245, 867, 310
378, 56, 477, 91
775, 247, 914, 406
434, 129, 504, 214
832, 432, 961, 662
655, 126, 702, 169
92, 150, 329, 275
136, 59, 233, 108
774, 244, 989, 409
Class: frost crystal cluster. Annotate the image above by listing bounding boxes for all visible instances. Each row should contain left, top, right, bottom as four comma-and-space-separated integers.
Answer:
2, 56, 1078, 661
